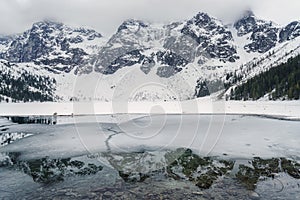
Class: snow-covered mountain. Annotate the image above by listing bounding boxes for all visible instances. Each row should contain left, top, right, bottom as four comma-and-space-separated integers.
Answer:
0, 20, 105, 74
0, 11, 299, 102
233, 10, 280, 53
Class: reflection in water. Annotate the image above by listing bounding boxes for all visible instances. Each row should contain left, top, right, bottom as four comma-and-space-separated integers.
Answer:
0, 148, 300, 199
5, 152, 103, 184
236, 157, 300, 190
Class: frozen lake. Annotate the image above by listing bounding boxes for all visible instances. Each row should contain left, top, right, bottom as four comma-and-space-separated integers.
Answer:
1, 114, 300, 159
0, 114, 300, 199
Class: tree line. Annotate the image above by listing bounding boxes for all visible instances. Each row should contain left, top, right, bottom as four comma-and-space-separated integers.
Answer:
228, 55, 300, 100
0, 69, 56, 102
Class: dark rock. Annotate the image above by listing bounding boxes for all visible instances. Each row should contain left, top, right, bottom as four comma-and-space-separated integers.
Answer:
181, 12, 237, 62
236, 157, 300, 191
279, 21, 300, 42
234, 11, 279, 53
166, 148, 234, 189
118, 171, 150, 183
102, 49, 145, 74
281, 158, 300, 179
194, 80, 210, 97
156, 50, 188, 78
234, 10, 257, 36
140, 55, 155, 74
15, 157, 103, 183
244, 26, 278, 53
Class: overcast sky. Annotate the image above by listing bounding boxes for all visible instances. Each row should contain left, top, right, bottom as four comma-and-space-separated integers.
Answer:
0, 0, 299, 35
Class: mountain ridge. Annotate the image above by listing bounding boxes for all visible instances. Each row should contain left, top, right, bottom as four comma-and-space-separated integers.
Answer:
0, 11, 299, 102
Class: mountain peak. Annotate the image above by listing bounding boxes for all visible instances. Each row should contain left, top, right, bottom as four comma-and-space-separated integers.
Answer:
191, 12, 215, 24
234, 10, 261, 37
194, 12, 210, 19
32, 20, 64, 29
117, 19, 148, 33
241, 9, 255, 19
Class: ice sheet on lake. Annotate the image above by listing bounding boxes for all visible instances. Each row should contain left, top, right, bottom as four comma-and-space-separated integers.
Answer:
0, 115, 300, 160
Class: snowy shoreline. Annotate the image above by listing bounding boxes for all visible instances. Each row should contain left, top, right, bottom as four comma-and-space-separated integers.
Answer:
0, 99, 299, 119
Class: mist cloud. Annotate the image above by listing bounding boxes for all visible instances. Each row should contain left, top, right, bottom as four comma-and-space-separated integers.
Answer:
0, 0, 299, 35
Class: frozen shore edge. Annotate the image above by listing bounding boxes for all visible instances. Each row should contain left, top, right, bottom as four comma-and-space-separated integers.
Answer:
0, 99, 299, 119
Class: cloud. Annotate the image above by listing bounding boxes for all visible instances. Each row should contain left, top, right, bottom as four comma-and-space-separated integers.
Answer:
0, 0, 299, 35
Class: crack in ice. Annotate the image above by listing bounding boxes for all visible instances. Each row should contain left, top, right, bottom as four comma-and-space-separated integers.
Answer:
104, 127, 123, 152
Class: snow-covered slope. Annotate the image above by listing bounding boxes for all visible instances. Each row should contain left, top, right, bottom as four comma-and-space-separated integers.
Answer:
223, 36, 300, 99
0, 59, 56, 102
0, 11, 299, 102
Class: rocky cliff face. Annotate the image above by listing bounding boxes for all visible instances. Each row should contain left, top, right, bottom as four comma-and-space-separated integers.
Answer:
89, 12, 240, 79
234, 10, 279, 53
279, 21, 300, 42
181, 12, 238, 62
0, 20, 104, 74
